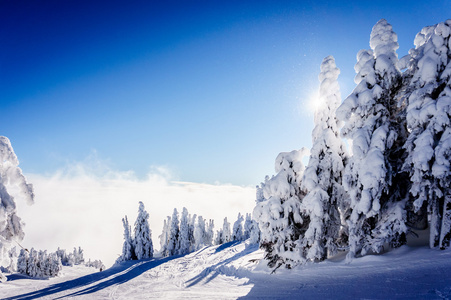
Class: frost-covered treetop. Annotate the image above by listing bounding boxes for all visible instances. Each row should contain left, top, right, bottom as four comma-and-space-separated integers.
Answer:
370, 19, 399, 58
313, 55, 341, 138
370, 19, 400, 85
0, 136, 34, 206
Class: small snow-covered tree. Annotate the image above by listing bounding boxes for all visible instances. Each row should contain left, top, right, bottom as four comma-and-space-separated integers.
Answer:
193, 216, 207, 250
214, 228, 224, 245
301, 55, 347, 262
243, 213, 252, 240
166, 208, 180, 256
17, 249, 28, 274
336, 19, 407, 258
73, 247, 84, 265
0, 137, 34, 278
133, 201, 153, 260
244, 213, 260, 244
159, 216, 171, 256
118, 216, 135, 262
232, 213, 244, 241
188, 213, 197, 251
56, 248, 75, 266
178, 207, 190, 255
253, 148, 310, 268
205, 219, 214, 246
222, 217, 231, 244
85, 259, 105, 271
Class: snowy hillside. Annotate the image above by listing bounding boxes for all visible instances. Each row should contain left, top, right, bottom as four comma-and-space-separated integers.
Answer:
2, 240, 451, 299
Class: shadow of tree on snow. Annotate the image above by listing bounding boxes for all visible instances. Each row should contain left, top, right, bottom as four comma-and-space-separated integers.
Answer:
185, 242, 257, 288
3, 256, 178, 300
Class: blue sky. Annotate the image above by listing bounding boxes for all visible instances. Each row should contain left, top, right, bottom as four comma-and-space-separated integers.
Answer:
2, 0, 451, 186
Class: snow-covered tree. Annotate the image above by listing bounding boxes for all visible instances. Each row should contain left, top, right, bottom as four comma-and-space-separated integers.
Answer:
85, 259, 105, 271
178, 207, 191, 255
205, 219, 215, 246
166, 208, 180, 256
133, 201, 153, 260
118, 216, 134, 262
56, 248, 75, 266
0, 136, 34, 278
300, 56, 348, 261
188, 213, 197, 251
254, 148, 310, 268
401, 20, 451, 249
214, 228, 224, 245
336, 19, 407, 258
243, 213, 252, 241
159, 216, 171, 256
232, 213, 244, 241
17, 249, 28, 274
243, 213, 260, 244
222, 217, 231, 244
73, 247, 84, 265
193, 216, 207, 250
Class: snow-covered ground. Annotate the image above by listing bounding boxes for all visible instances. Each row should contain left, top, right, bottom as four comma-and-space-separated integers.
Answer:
2, 241, 451, 299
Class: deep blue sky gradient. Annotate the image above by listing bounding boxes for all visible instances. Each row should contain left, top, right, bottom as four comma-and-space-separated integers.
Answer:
1, 0, 450, 185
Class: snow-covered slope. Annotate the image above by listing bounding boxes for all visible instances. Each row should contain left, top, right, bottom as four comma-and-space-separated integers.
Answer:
2, 241, 451, 299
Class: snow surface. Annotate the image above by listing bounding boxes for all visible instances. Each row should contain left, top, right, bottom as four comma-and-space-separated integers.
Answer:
2, 240, 451, 299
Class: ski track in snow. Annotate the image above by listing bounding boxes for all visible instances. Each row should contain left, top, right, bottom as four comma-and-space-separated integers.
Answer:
1, 242, 451, 299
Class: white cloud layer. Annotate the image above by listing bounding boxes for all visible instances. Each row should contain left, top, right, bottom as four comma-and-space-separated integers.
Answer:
15, 164, 256, 267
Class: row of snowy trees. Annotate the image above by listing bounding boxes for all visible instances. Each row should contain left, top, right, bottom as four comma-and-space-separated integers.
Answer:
55, 247, 85, 266
17, 248, 62, 278
117, 201, 154, 263
255, 19, 451, 269
159, 208, 259, 257
15, 246, 104, 278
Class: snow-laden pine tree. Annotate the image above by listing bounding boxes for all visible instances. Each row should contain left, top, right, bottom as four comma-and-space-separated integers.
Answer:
243, 213, 252, 240
232, 213, 244, 241
159, 216, 171, 256
254, 148, 310, 268
194, 216, 207, 250
118, 216, 134, 262
73, 247, 84, 265
167, 208, 180, 256
214, 228, 224, 245
401, 20, 451, 249
222, 217, 231, 244
188, 213, 197, 251
336, 19, 407, 258
178, 207, 190, 255
243, 213, 260, 244
0, 137, 34, 278
133, 201, 153, 260
205, 219, 215, 246
300, 56, 347, 262
17, 248, 28, 274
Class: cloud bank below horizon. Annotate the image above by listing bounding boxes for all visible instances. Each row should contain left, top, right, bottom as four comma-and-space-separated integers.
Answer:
16, 164, 256, 267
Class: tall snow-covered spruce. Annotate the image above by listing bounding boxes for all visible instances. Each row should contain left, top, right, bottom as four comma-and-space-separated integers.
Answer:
401, 20, 451, 249
117, 201, 153, 262
0, 136, 34, 281
118, 216, 134, 262
133, 201, 153, 260
336, 19, 407, 258
300, 56, 347, 262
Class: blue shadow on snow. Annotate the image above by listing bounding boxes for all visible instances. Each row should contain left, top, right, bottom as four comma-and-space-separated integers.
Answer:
2, 256, 178, 300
